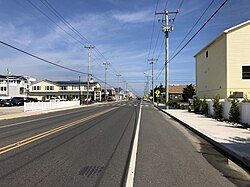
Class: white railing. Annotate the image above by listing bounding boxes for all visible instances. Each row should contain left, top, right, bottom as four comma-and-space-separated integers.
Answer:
24, 101, 80, 112
207, 101, 250, 125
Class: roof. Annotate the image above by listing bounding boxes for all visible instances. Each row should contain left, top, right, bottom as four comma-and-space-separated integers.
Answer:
55, 81, 99, 85
169, 85, 186, 94
0, 75, 27, 80
32, 79, 100, 86
194, 20, 250, 57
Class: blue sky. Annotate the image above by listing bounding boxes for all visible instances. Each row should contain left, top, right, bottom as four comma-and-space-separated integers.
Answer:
0, 0, 249, 96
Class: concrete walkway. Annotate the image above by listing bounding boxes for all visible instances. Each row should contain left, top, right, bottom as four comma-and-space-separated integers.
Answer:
156, 105, 250, 171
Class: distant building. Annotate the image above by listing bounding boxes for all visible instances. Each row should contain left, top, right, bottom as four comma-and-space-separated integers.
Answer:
169, 85, 186, 101
30, 80, 101, 101
194, 20, 250, 99
101, 88, 116, 101
0, 75, 36, 98
115, 87, 126, 101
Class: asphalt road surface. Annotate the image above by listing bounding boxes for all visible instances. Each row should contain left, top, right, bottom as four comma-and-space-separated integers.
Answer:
0, 100, 249, 187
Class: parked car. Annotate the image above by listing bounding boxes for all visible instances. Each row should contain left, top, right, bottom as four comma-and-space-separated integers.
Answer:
0, 99, 13, 107
10, 98, 22, 106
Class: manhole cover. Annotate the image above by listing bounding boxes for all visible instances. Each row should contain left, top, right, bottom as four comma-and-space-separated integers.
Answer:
79, 166, 104, 178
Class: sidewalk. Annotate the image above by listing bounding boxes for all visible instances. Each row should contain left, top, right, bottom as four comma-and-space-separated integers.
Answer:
156, 105, 250, 171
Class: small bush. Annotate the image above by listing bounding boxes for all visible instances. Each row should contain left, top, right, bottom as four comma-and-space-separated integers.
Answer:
229, 99, 240, 123
194, 96, 201, 113
201, 97, 208, 114
213, 95, 223, 119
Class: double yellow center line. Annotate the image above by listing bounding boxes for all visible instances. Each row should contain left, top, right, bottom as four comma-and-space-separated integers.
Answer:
0, 108, 116, 155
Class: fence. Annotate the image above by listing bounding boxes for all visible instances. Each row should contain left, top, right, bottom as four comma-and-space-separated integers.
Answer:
24, 101, 80, 112
207, 101, 250, 125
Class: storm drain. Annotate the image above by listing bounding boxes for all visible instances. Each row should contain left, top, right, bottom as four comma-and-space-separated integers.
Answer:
79, 166, 104, 178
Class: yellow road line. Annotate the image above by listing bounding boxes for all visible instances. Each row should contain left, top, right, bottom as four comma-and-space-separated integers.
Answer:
0, 108, 116, 155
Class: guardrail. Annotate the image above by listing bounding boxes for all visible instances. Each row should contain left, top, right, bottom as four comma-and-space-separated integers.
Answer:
24, 101, 80, 112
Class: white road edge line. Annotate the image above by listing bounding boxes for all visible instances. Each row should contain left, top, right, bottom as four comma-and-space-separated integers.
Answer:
125, 103, 142, 187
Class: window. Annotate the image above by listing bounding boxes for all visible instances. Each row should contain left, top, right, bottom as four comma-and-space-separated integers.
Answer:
72, 86, 79, 90
205, 50, 209, 58
32, 86, 41, 90
0, 87, 6, 91
60, 86, 67, 90
45, 86, 54, 90
242, 66, 250, 79
20, 87, 24, 94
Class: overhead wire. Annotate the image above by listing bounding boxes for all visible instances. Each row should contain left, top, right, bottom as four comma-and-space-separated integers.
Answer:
154, 0, 228, 83
41, 0, 132, 90
154, 0, 185, 82
0, 40, 88, 75
169, 0, 228, 63
169, 0, 215, 59
25, 0, 131, 91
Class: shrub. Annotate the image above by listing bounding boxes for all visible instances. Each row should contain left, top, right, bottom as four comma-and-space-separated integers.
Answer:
201, 96, 208, 114
229, 99, 240, 123
213, 95, 223, 119
194, 96, 201, 113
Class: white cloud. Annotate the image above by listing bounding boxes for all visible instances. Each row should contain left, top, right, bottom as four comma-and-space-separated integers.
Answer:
112, 9, 153, 23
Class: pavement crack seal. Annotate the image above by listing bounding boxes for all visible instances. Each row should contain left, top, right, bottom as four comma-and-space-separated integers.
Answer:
0, 108, 116, 155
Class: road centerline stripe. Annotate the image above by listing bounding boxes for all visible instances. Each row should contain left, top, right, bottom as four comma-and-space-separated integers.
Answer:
0, 108, 116, 155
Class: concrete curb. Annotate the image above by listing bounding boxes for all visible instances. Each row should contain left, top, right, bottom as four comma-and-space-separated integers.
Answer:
155, 105, 250, 172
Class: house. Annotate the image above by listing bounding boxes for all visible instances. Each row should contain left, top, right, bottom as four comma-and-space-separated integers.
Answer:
0, 75, 36, 98
169, 85, 186, 101
194, 20, 250, 99
29, 80, 102, 101
101, 88, 116, 101
115, 87, 126, 101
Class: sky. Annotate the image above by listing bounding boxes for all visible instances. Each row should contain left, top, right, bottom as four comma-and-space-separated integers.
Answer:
0, 0, 249, 96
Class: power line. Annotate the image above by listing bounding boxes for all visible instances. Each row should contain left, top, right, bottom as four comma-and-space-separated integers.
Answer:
169, 0, 229, 63
0, 40, 88, 75
154, 0, 228, 81
170, 0, 215, 58
28, 0, 132, 91
147, 0, 160, 59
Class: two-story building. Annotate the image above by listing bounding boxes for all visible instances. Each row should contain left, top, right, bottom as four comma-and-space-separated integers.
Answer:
0, 75, 36, 98
30, 80, 102, 101
194, 20, 250, 99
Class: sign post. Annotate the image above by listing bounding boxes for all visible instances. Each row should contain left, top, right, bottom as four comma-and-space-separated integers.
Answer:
155, 89, 160, 106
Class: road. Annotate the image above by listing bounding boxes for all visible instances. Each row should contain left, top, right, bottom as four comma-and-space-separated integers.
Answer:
0, 100, 248, 186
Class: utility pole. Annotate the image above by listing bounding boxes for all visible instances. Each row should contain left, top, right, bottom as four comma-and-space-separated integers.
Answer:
6, 68, 10, 97
144, 73, 150, 98
84, 45, 95, 105
148, 59, 157, 103
79, 76, 82, 105
125, 82, 128, 100
156, 10, 178, 109
103, 62, 110, 103
116, 74, 121, 100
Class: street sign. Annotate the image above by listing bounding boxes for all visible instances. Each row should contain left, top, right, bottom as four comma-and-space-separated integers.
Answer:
155, 90, 160, 97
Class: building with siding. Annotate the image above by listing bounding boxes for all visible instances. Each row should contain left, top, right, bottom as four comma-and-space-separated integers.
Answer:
194, 20, 250, 99
30, 80, 102, 101
0, 75, 36, 98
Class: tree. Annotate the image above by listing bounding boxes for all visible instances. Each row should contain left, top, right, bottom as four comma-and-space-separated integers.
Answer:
213, 95, 223, 119
194, 96, 201, 113
201, 96, 208, 114
182, 84, 196, 102
229, 99, 240, 123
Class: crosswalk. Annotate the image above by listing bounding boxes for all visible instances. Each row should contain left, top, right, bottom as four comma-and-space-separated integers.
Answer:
104, 102, 139, 107
98, 101, 150, 108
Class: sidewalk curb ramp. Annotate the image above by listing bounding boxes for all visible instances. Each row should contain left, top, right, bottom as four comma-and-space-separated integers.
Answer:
155, 105, 250, 172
